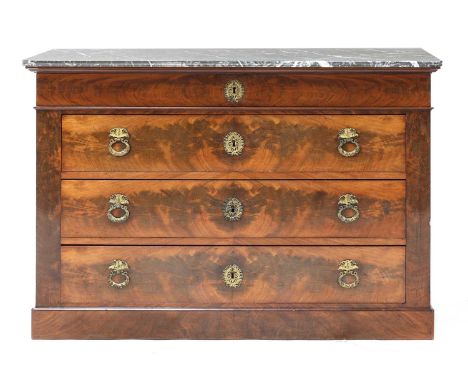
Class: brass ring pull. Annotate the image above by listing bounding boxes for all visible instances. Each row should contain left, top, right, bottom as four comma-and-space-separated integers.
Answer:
223, 197, 243, 221
224, 131, 244, 156
337, 193, 360, 223
108, 259, 130, 289
224, 80, 245, 103
223, 264, 243, 288
108, 128, 131, 157
107, 194, 130, 223
338, 260, 360, 289
337, 128, 360, 157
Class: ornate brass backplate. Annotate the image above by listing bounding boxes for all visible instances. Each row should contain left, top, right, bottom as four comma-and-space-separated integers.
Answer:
107, 193, 130, 223
337, 193, 360, 223
108, 128, 131, 157
224, 80, 245, 103
223, 197, 243, 221
108, 259, 130, 289
223, 131, 244, 156
223, 264, 243, 288
337, 128, 360, 157
337, 259, 360, 289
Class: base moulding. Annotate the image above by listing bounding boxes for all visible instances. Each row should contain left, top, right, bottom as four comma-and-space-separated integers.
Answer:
32, 308, 434, 340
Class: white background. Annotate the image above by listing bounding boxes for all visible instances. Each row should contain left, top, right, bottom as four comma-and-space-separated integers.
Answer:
1, 0, 466, 380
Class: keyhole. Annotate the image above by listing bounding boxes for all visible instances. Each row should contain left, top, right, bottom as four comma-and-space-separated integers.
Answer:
232, 86, 237, 94
232, 139, 236, 147
231, 206, 235, 213
230, 271, 235, 279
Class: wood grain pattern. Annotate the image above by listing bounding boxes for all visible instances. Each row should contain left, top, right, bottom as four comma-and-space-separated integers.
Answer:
37, 72, 430, 107
32, 308, 434, 339
406, 111, 430, 307
61, 246, 405, 306
42, 107, 432, 113
61, 180, 405, 239
36, 111, 61, 306
61, 171, 406, 180
60, 237, 406, 245
62, 114, 405, 173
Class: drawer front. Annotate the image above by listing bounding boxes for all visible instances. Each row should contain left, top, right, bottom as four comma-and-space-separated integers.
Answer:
62, 115, 405, 173
37, 72, 430, 107
61, 180, 405, 239
61, 246, 405, 306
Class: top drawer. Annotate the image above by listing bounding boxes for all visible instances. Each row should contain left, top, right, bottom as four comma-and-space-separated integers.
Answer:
36, 72, 430, 107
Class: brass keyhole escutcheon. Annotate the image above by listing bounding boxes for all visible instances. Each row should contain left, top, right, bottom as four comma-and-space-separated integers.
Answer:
223, 197, 243, 221
224, 80, 245, 103
223, 264, 243, 288
223, 131, 244, 156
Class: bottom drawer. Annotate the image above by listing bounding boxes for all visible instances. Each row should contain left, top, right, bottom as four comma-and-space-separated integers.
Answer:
61, 246, 405, 307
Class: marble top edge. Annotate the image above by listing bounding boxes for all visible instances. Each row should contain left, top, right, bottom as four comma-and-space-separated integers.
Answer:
23, 48, 442, 69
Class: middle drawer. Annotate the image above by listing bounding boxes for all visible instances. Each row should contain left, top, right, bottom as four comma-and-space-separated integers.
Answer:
61, 180, 405, 239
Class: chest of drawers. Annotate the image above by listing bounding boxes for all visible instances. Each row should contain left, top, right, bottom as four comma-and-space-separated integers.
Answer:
24, 49, 441, 339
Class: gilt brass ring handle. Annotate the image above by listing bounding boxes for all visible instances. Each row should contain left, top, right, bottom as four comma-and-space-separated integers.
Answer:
108, 259, 130, 289
338, 260, 360, 289
223, 264, 243, 288
225, 80, 245, 103
337, 193, 360, 223
108, 128, 131, 157
224, 131, 244, 156
107, 194, 130, 223
337, 128, 360, 157
223, 197, 243, 221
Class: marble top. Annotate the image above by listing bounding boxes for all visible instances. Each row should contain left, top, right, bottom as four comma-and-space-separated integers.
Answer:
23, 48, 442, 69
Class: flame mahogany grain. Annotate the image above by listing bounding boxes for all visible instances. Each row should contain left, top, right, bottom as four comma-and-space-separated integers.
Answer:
61, 180, 405, 240
62, 114, 405, 173
36, 72, 430, 107
60, 246, 405, 307
32, 309, 434, 340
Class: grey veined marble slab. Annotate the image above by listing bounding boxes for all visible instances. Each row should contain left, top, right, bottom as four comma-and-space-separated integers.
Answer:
23, 48, 442, 69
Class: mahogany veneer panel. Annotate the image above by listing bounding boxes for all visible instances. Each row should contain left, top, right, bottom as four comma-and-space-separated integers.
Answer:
61, 171, 406, 180
406, 111, 431, 306
32, 309, 434, 340
36, 111, 61, 306
37, 72, 430, 107
61, 246, 405, 307
61, 180, 405, 239
60, 237, 406, 246
62, 114, 405, 173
